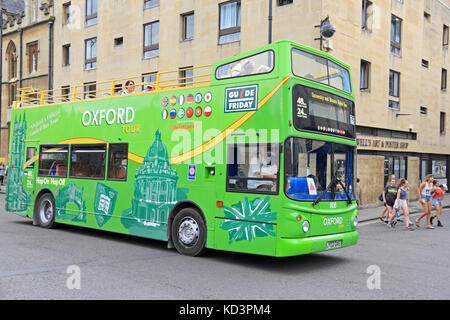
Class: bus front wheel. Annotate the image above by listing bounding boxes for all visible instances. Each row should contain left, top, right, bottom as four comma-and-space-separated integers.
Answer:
36, 193, 56, 229
171, 208, 207, 256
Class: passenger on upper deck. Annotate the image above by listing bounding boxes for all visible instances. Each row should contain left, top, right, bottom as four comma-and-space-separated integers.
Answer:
240, 60, 255, 76
121, 80, 136, 95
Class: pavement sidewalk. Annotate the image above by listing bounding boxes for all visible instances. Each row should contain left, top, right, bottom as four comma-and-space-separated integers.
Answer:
357, 193, 450, 222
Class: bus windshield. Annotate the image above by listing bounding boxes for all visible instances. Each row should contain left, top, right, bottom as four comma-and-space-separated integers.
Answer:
292, 48, 352, 94
284, 137, 355, 202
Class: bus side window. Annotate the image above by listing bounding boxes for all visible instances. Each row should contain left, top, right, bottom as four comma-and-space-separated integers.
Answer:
26, 147, 36, 169
107, 143, 128, 181
70, 144, 107, 180
215, 50, 274, 80
226, 143, 279, 194
38, 145, 69, 177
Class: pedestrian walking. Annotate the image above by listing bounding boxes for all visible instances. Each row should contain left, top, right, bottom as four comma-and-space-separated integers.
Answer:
0, 164, 5, 186
355, 177, 362, 209
416, 174, 434, 229
430, 180, 445, 227
383, 175, 398, 228
396, 179, 413, 230
379, 174, 395, 223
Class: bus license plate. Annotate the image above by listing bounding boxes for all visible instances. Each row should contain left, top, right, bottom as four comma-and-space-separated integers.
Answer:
326, 240, 342, 249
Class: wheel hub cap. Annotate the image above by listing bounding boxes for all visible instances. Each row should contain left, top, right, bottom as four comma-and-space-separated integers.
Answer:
178, 218, 199, 246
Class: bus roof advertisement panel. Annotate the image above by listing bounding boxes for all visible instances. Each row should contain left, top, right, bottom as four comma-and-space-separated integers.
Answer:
292, 84, 355, 139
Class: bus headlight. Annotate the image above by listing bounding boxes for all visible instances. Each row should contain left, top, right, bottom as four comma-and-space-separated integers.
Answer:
353, 216, 358, 227
302, 220, 310, 233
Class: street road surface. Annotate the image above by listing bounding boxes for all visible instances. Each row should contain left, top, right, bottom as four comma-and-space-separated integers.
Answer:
0, 194, 449, 300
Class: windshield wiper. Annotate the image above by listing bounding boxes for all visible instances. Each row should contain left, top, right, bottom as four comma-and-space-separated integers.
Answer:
312, 177, 337, 206
335, 177, 352, 206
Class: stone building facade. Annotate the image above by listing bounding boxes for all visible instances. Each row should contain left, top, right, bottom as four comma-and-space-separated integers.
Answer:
0, 0, 54, 161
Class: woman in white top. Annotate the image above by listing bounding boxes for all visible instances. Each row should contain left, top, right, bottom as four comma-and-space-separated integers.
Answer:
396, 179, 412, 230
416, 174, 434, 229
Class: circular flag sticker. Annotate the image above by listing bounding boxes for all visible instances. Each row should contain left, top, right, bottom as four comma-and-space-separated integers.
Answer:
195, 106, 202, 117
170, 96, 177, 106
187, 94, 194, 105
178, 108, 185, 119
178, 95, 185, 106
186, 107, 194, 118
162, 97, 169, 107
195, 93, 202, 103
162, 110, 168, 120
204, 106, 212, 117
204, 92, 212, 103
169, 109, 177, 119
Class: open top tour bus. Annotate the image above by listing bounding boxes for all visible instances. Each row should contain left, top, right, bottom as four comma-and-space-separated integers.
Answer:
6, 40, 358, 257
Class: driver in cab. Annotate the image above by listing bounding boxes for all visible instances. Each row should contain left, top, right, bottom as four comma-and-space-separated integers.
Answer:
248, 147, 278, 191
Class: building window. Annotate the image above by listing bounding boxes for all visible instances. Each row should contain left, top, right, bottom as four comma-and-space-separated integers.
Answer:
144, 21, 159, 59
389, 70, 400, 110
390, 15, 402, 56
6, 41, 17, 80
361, 0, 373, 30
360, 60, 370, 90
70, 144, 106, 180
424, 11, 431, 21
144, 0, 160, 9
27, 41, 38, 74
61, 86, 71, 100
63, 2, 71, 25
444, 25, 449, 46
420, 106, 428, 115
421, 59, 429, 68
86, 0, 98, 27
389, 70, 400, 97
384, 156, 407, 186
179, 66, 194, 86
181, 12, 194, 41
142, 72, 157, 90
440, 112, 446, 135
85, 37, 97, 70
63, 44, 71, 66
219, 1, 241, 45
84, 82, 96, 99
8, 84, 16, 106
32, 0, 38, 22
114, 37, 123, 46
432, 160, 447, 179
442, 68, 447, 90
278, 0, 293, 6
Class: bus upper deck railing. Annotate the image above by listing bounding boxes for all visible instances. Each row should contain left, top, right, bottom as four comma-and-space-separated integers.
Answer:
14, 65, 212, 108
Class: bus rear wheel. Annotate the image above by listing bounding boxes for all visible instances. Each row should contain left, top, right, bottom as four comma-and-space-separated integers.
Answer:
171, 208, 207, 256
36, 193, 56, 229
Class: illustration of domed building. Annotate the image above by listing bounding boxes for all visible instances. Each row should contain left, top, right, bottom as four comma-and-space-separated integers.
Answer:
130, 129, 178, 227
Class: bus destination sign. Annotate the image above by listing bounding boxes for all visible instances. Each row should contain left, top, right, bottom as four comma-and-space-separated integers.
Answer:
292, 84, 355, 139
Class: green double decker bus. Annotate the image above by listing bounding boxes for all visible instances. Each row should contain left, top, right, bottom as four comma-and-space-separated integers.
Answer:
6, 40, 358, 257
